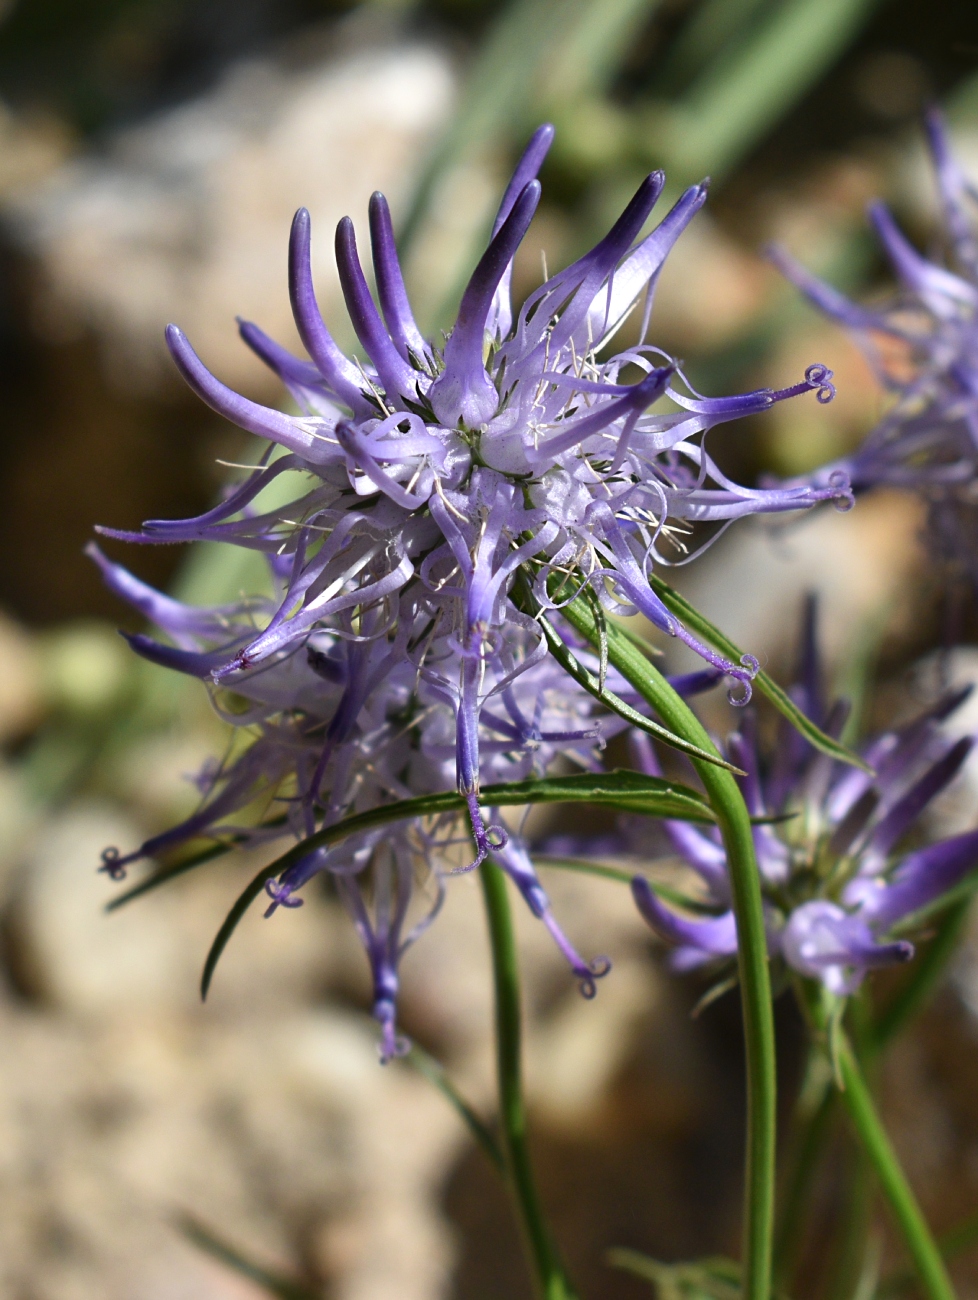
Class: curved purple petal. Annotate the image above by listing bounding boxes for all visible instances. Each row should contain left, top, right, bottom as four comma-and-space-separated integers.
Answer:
780, 900, 912, 995
237, 319, 341, 416
88, 544, 243, 640
869, 201, 978, 313
584, 181, 707, 349
287, 208, 372, 413
924, 107, 978, 273
632, 875, 737, 957
121, 630, 247, 678
767, 243, 897, 334
430, 180, 541, 428
492, 835, 609, 997
855, 828, 978, 930
335, 215, 419, 402
666, 668, 725, 697
492, 124, 555, 238
368, 192, 431, 364
545, 170, 666, 357
487, 124, 555, 339
527, 364, 673, 462
165, 326, 332, 460
862, 735, 973, 868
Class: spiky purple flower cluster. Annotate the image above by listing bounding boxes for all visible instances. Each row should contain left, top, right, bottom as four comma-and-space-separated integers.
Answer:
631, 600, 978, 995
771, 110, 978, 587
95, 125, 848, 1056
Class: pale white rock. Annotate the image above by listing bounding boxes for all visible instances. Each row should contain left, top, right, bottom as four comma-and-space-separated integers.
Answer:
0, 999, 457, 1300
8, 41, 456, 393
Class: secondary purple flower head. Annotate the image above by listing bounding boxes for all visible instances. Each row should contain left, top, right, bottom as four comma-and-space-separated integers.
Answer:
770, 110, 978, 587
93, 126, 847, 1056
631, 597, 978, 995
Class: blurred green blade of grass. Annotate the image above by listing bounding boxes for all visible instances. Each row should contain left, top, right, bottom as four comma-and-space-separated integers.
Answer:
397, 0, 558, 256
537, 0, 658, 106
651, 0, 771, 97
398, 0, 661, 259
649, 0, 889, 184
178, 1215, 320, 1300
948, 66, 978, 123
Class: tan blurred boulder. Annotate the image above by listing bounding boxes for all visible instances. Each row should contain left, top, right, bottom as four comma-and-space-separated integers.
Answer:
0, 609, 42, 739
1, 798, 464, 1299
0, 996, 459, 1300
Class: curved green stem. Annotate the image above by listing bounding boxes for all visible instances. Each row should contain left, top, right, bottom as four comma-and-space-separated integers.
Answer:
773, 1058, 835, 1290
837, 1035, 956, 1300
561, 599, 776, 1300
480, 860, 577, 1300
826, 1137, 874, 1300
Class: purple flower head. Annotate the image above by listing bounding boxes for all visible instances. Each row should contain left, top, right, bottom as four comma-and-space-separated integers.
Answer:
770, 110, 978, 587
95, 127, 845, 1056
630, 596, 978, 995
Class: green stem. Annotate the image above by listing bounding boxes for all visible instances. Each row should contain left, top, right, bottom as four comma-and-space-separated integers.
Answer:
772, 1061, 835, 1290
826, 1138, 874, 1300
406, 1045, 505, 1173
880, 1209, 978, 1297
837, 1036, 956, 1300
479, 860, 577, 1300
561, 599, 776, 1300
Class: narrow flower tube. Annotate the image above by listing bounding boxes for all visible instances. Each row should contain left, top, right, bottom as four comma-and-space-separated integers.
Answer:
335, 216, 420, 402
288, 207, 373, 414
368, 192, 432, 365
430, 180, 541, 427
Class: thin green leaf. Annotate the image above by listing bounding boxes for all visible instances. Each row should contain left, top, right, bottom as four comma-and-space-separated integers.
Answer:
177, 1214, 318, 1300
835, 1033, 956, 1300
559, 591, 733, 772
563, 589, 776, 1300
879, 1207, 978, 1297
533, 853, 633, 887
406, 1045, 504, 1171
201, 862, 279, 1000
534, 607, 745, 774
200, 769, 715, 999
584, 583, 610, 695
609, 614, 665, 660
648, 576, 870, 772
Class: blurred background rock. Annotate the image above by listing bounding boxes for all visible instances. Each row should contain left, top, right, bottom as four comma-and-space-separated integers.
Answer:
0, 0, 977, 1296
